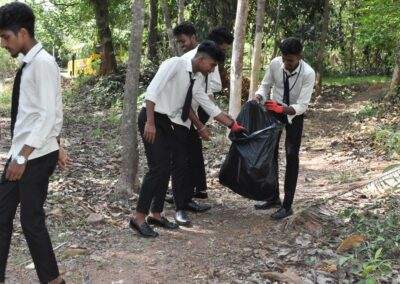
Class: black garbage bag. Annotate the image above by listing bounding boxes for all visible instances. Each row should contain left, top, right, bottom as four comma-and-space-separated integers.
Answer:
219, 101, 281, 201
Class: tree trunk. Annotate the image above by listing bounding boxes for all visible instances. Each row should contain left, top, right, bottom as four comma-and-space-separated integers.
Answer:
119, 0, 145, 195
314, 0, 330, 97
178, 0, 185, 24
90, 0, 117, 75
160, 0, 179, 56
147, 0, 159, 63
229, 0, 250, 118
348, 0, 357, 75
249, 0, 266, 100
270, 0, 281, 61
388, 43, 400, 98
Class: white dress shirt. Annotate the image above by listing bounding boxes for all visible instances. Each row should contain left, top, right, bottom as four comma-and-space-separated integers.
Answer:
255, 56, 315, 123
145, 56, 222, 128
8, 43, 63, 160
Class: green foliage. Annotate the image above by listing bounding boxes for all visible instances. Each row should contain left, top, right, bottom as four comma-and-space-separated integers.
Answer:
0, 49, 17, 78
356, 103, 379, 120
339, 197, 400, 281
324, 75, 390, 86
329, 171, 359, 184
25, 0, 131, 66
89, 75, 124, 108
0, 82, 11, 114
372, 126, 400, 155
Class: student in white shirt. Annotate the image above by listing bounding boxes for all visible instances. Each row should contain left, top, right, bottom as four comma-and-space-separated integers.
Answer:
179, 26, 234, 207
167, 23, 229, 211
253, 37, 316, 220
129, 41, 246, 237
0, 3, 65, 284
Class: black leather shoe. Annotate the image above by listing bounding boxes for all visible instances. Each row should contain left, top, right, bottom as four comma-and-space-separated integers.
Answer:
271, 207, 293, 220
174, 210, 191, 226
185, 200, 211, 213
254, 199, 282, 210
129, 219, 159, 238
146, 216, 179, 230
165, 193, 174, 204
193, 191, 208, 199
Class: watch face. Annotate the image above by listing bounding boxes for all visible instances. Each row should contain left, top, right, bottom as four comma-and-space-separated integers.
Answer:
17, 156, 26, 165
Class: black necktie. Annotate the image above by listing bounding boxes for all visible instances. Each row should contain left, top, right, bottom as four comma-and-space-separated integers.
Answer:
181, 72, 195, 121
11, 62, 27, 139
283, 71, 297, 105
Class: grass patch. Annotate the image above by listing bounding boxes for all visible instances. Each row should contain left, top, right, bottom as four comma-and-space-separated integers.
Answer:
328, 170, 360, 184
356, 103, 380, 120
338, 196, 400, 282
324, 75, 390, 87
371, 126, 400, 156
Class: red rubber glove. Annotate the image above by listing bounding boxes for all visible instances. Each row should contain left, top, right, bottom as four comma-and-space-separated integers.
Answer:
230, 121, 247, 133
265, 100, 285, 114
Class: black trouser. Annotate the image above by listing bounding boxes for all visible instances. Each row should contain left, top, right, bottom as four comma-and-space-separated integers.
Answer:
170, 123, 192, 210
136, 108, 173, 214
271, 115, 304, 210
188, 106, 209, 194
0, 151, 60, 284
136, 108, 191, 213
188, 125, 207, 194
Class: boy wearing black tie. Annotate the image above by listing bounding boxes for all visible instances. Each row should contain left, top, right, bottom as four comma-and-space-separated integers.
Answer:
0, 2, 66, 283
129, 41, 245, 237
254, 38, 315, 219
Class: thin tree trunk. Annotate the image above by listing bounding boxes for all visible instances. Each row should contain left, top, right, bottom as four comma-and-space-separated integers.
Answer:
229, 0, 250, 118
249, 0, 266, 100
388, 43, 400, 98
349, 21, 355, 75
90, 0, 117, 75
178, 0, 185, 24
147, 0, 159, 63
160, 0, 179, 56
314, 0, 330, 97
119, 0, 145, 195
270, 0, 281, 60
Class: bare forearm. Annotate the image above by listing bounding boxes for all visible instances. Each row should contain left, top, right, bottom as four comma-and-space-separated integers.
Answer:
189, 108, 204, 130
19, 145, 35, 159
145, 100, 156, 124
214, 112, 235, 128
284, 106, 296, 115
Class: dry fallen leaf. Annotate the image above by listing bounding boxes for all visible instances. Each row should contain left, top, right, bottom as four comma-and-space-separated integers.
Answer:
262, 269, 304, 284
319, 260, 338, 273
336, 234, 366, 253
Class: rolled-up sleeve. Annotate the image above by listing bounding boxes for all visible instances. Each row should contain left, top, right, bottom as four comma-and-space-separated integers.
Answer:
24, 60, 59, 149
145, 58, 178, 103
193, 86, 222, 118
255, 63, 274, 102
290, 71, 316, 116
207, 65, 222, 94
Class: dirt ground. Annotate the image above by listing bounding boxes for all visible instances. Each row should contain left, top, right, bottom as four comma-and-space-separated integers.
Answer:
1, 83, 399, 283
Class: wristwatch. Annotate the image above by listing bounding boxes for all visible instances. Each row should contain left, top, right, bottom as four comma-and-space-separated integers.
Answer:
14, 155, 27, 165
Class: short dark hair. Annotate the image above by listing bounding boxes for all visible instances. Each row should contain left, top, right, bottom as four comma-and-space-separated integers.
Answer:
196, 40, 225, 63
279, 37, 303, 55
173, 22, 196, 37
207, 27, 234, 45
0, 2, 35, 37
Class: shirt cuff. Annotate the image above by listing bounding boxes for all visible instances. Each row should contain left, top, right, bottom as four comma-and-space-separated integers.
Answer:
25, 133, 45, 149
255, 92, 266, 103
144, 91, 157, 103
207, 106, 222, 118
290, 104, 307, 116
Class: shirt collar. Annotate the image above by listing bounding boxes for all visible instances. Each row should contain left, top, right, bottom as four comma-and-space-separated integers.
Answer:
185, 57, 193, 73
22, 42, 43, 64
281, 59, 303, 76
